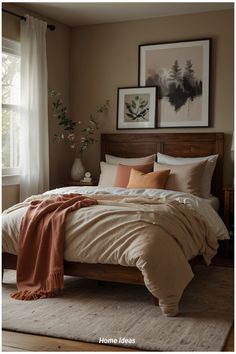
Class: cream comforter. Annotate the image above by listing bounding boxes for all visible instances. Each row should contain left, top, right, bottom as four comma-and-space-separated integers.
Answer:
2, 187, 229, 316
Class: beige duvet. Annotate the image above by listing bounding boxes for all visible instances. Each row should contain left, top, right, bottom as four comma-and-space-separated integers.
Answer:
2, 190, 221, 317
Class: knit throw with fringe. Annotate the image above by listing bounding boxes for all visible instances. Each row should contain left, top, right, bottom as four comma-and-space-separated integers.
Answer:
11, 194, 97, 301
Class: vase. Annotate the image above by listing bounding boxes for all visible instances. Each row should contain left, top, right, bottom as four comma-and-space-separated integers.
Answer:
71, 157, 85, 181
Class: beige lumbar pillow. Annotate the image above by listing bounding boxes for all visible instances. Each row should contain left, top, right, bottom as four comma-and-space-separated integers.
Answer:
127, 168, 170, 189
154, 161, 207, 196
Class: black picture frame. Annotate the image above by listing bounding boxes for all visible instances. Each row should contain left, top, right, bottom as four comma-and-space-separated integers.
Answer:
117, 86, 157, 130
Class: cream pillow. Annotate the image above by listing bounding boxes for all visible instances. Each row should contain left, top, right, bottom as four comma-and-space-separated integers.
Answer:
154, 161, 207, 196
98, 162, 118, 187
105, 154, 156, 165
127, 169, 170, 189
157, 152, 218, 198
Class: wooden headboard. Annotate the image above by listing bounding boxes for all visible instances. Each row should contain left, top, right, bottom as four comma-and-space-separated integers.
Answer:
101, 132, 224, 201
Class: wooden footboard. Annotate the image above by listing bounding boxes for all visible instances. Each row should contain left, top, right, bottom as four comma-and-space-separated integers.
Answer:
2, 253, 201, 283
64, 259, 144, 284
2, 252, 202, 308
2, 253, 144, 285
2, 253, 17, 271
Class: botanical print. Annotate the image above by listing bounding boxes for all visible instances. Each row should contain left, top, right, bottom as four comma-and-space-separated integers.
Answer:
117, 87, 156, 129
124, 94, 150, 122
139, 40, 210, 127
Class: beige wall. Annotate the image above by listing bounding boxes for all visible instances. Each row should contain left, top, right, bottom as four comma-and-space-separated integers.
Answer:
2, 3, 72, 209
2, 185, 20, 211
2, 8, 234, 209
71, 10, 234, 186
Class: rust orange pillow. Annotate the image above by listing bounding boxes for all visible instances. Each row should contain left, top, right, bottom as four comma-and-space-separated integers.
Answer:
114, 163, 153, 188
127, 168, 170, 189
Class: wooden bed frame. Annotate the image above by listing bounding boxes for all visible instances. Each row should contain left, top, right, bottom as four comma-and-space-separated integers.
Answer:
2, 132, 224, 292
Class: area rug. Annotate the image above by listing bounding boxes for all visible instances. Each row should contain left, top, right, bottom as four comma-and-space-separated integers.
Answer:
2, 265, 234, 352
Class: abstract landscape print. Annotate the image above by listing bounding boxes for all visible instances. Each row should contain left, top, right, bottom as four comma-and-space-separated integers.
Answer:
139, 39, 210, 127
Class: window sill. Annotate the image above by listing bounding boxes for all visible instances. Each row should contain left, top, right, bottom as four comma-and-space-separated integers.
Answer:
2, 175, 20, 186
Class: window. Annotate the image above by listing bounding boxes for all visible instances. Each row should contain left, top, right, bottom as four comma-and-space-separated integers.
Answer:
2, 38, 21, 179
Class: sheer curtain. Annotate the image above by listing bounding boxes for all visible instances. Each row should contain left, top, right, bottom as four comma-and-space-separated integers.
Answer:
20, 15, 49, 201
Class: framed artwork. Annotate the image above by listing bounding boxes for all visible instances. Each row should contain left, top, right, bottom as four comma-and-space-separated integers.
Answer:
117, 86, 157, 129
139, 39, 210, 127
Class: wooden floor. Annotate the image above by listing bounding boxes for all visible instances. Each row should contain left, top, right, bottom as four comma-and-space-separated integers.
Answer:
2, 254, 234, 352
2, 327, 234, 352
2, 331, 137, 352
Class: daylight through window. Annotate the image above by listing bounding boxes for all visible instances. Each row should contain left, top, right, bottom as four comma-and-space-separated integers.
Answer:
2, 38, 21, 175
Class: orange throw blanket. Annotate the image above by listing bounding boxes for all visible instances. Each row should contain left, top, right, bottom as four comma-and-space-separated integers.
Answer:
11, 194, 97, 300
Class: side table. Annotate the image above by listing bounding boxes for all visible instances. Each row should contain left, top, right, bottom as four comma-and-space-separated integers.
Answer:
64, 181, 96, 187
223, 186, 234, 257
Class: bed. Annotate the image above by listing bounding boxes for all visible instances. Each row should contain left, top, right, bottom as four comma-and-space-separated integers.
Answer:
2, 132, 229, 316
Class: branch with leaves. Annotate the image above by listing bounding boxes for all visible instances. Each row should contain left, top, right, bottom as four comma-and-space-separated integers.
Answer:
49, 89, 109, 155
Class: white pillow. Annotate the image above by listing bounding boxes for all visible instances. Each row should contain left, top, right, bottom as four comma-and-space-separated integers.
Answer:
105, 154, 156, 165
157, 152, 218, 198
98, 162, 118, 187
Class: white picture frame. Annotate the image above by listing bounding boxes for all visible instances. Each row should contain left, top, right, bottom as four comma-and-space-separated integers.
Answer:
139, 39, 210, 127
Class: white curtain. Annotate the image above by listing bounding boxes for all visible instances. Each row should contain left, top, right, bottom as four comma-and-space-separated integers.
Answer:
20, 15, 49, 201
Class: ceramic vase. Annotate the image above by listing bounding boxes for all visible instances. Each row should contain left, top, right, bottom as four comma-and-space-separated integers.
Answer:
71, 157, 85, 181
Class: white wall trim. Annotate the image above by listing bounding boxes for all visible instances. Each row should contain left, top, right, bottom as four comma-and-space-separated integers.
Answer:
2, 175, 20, 186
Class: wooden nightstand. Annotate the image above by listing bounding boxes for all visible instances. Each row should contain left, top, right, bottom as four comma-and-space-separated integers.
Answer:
223, 187, 234, 257
64, 181, 96, 187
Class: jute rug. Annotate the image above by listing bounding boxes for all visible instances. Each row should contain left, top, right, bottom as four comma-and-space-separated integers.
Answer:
2, 265, 234, 351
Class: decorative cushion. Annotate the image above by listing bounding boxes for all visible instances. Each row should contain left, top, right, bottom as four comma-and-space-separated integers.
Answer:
154, 161, 207, 196
105, 154, 156, 165
157, 153, 218, 197
114, 163, 153, 188
127, 168, 170, 189
98, 162, 118, 187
